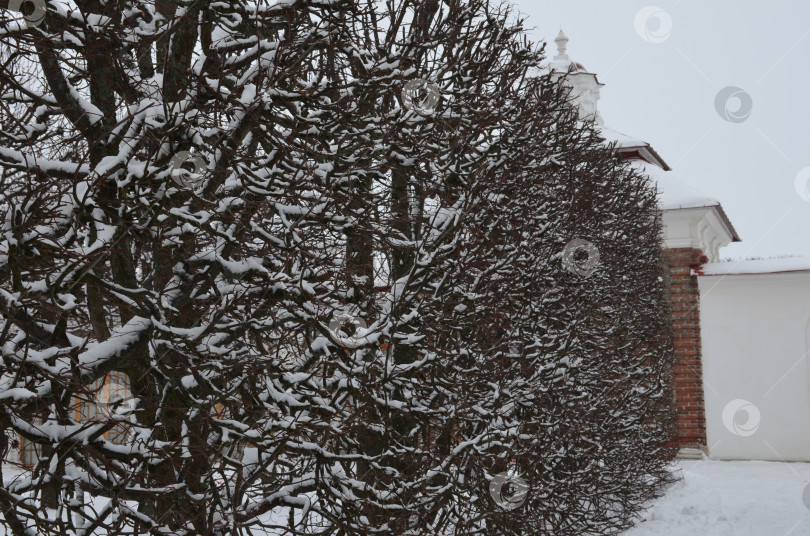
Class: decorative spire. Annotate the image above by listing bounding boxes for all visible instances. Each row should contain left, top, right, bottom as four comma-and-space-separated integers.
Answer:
554, 29, 569, 61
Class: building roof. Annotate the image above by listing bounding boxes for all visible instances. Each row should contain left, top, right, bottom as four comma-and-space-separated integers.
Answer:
630, 160, 741, 242
546, 58, 594, 75
598, 126, 649, 149
599, 126, 671, 170
630, 160, 719, 210
693, 257, 810, 276
543, 30, 740, 243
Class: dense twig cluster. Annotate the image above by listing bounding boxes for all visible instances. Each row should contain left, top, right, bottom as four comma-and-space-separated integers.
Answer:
0, 1, 674, 534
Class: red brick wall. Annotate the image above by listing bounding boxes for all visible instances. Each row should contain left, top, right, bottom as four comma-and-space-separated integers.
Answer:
663, 248, 707, 450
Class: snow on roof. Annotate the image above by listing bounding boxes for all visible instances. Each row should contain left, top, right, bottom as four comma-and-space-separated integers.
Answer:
544, 58, 593, 75
693, 257, 810, 276
630, 160, 720, 211
598, 126, 650, 149
598, 126, 671, 170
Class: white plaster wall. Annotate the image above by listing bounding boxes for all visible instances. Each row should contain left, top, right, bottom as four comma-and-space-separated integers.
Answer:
699, 271, 810, 461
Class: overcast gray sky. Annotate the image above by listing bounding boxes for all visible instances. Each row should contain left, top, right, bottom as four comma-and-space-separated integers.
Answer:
512, 0, 810, 260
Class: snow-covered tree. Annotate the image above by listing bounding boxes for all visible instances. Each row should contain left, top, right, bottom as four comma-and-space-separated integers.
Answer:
0, 1, 674, 535
425, 78, 677, 534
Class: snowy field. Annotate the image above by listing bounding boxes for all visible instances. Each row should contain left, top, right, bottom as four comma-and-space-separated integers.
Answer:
625, 459, 810, 536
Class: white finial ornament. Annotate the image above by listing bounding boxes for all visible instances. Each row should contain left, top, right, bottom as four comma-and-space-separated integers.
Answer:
548, 28, 604, 126
554, 29, 569, 61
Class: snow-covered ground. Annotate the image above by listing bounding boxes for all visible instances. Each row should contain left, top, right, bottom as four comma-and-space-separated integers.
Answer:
5, 458, 810, 535
625, 459, 810, 536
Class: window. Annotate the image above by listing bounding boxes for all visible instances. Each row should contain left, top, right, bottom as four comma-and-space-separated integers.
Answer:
78, 377, 105, 421
17, 373, 134, 466
76, 372, 133, 445
105, 371, 132, 445
20, 437, 41, 467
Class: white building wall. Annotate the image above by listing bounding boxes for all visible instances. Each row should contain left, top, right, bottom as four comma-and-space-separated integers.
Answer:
699, 271, 810, 461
